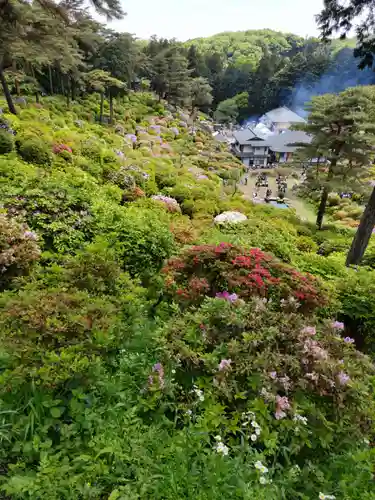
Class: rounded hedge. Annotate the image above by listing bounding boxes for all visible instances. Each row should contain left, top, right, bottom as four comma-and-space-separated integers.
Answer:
18, 138, 52, 165
0, 130, 14, 154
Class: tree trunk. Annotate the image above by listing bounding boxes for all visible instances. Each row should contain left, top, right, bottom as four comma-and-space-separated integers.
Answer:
35, 92, 40, 104
61, 74, 65, 96
316, 187, 329, 230
48, 66, 54, 94
99, 92, 104, 123
109, 92, 113, 124
71, 79, 75, 101
66, 77, 71, 108
0, 66, 17, 115
346, 187, 375, 266
15, 78, 20, 96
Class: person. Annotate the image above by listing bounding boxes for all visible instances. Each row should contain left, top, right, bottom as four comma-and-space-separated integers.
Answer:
265, 188, 272, 200
253, 191, 257, 198
244, 175, 248, 185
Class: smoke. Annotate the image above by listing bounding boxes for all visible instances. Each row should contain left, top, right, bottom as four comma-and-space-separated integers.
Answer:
241, 116, 258, 128
292, 48, 375, 116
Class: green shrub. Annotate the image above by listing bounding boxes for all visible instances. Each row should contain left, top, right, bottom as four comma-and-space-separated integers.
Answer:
338, 269, 375, 353
18, 138, 52, 165
295, 235, 318, 253
0, 130, 14, 154
94, 203, 175, 276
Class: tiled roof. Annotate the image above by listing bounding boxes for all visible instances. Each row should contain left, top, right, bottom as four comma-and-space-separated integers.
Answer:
268, 130, 311, 152
263, 107, 306, 124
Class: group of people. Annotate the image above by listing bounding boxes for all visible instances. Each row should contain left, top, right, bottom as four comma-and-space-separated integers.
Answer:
255, 172, 269, 188
276, 174, 288, 199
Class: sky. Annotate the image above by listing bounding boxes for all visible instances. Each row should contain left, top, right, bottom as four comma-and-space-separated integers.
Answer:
106, 0, 325, 41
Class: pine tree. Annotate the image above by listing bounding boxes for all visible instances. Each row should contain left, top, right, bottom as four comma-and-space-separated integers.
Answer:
164, 48, 192, 108
189, 77, 212, 116
297, 87, 375, 229
85, 69, 125, 123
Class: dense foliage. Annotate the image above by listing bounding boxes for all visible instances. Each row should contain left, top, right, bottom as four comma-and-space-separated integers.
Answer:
0, 91, 374, 499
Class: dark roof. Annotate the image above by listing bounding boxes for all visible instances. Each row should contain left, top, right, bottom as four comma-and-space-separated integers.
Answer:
233, 128, 265, 145
268, 130, 311, 152
263, 107, 306, 124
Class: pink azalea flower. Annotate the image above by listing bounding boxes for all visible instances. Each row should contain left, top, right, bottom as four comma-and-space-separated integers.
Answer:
302, 326, 316, 336
218, 359, 232, 371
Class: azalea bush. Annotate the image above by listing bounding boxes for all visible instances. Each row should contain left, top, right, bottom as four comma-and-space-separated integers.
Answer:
0, 214, 41, 291
163, 243, 327, 313
155, 296, 374, 499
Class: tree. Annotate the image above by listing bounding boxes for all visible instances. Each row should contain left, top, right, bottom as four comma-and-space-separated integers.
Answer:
346, 186, 375, 266
317, 0, 375, 69
187, 45, 207, 78
149, 47, 192, 107
85, 69, 125, 123
214, 97, 238, 124
297, 87, 375, 229
93, 32, 146, 87
189, 77, 212, 116
0, 0, 83, 114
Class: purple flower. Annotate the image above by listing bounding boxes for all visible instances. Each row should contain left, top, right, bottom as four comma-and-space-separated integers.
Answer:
337, 371, 350, 385
344, 336, 355, 344
150, 125, 161, 133
218, 359, 232, 371
152, 362, 165, 387
332, 321, 344, 330
24, 230, 38, 241
126, 134, 137, 143
171, 127, 179, 135
302, 326, 316, 336
216, 291, 238, 303
197, 174, 209, 180
269, 371, 277, 380
152, 195, 179, 207
275, 410, 286, 420
115, 149, 124, 157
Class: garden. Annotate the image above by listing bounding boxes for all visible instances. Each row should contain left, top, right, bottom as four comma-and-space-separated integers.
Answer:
0, 92, 374, 499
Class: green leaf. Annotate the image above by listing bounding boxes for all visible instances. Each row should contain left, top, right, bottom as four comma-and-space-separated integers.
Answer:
50, 407, 63, 418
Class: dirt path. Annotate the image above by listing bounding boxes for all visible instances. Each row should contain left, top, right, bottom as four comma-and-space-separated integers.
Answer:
240, 171, 316, 222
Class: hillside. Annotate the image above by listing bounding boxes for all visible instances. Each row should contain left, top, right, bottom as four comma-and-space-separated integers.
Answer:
185, 29, 306, 68
0, 93, 374, 498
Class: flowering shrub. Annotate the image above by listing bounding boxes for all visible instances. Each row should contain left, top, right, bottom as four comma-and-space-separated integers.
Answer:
0, 214, 41, 290
152, 195, 181, 213
122, 186, 145, 202
163, 243, 326, 313
159, 296, 374, 495
53, 143, 72, 155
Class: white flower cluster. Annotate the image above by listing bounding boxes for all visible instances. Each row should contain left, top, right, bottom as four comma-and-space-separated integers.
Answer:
242, 411, 261, 442
254, 460, 271, 484
214, 435, 229, 456
293, 414, 308, 425
319, 493, 336, 500
191, 385, 205, 402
